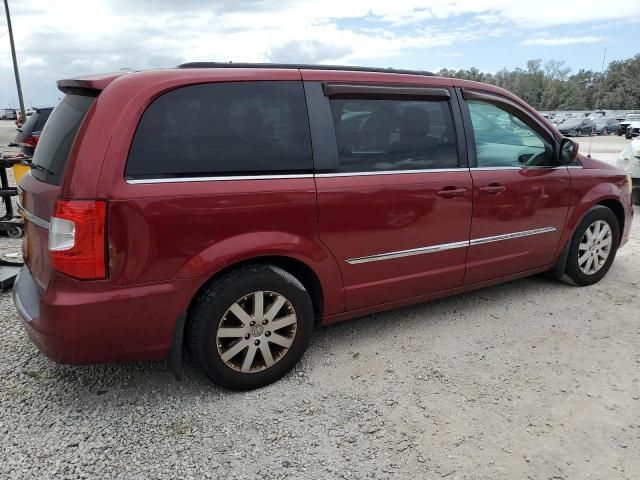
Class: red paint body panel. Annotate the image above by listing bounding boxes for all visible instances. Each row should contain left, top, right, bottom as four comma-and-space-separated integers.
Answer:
315, 171, 472, 310
562, 155, 633, 248
465, 167, 571, 284
21, 271, 201, 364
13, 67, 634, 367
107, 178, 345, 315
19, 173, 61, 289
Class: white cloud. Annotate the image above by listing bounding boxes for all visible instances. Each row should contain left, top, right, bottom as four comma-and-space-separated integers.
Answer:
522, 35, 603, 46
1, 0, 639, 105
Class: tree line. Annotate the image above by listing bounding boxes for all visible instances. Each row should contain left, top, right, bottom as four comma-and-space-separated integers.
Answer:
436, 53, 640, 111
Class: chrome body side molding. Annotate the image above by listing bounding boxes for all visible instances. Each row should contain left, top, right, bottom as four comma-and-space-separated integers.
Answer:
346, 227, 557, 264
17, 201, 50, 230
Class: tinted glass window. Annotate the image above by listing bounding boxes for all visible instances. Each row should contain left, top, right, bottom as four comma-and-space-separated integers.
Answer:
126, 81, 312, 179
468, 100, 554, 168
31, 93, 96, 185
329, 98, 458, 173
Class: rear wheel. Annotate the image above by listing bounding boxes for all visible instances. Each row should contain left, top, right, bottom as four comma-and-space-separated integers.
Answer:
565, 206, 619, 286
189, 264, 314, 390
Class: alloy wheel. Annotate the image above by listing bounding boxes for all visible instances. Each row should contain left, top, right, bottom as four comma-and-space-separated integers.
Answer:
216, 291, 297, 373
578, 220, 613, 275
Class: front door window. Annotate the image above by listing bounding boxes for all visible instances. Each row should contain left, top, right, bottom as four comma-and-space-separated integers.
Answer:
468, 100, 554, 168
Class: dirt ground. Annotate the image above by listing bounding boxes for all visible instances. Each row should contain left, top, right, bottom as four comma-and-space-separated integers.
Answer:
0, 119, 639, 479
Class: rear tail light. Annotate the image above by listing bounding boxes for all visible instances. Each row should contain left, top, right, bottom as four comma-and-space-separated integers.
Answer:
49, 200, 107, 279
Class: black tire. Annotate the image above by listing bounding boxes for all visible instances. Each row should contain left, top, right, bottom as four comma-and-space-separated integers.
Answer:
189, 264, 314, 390
7, 226, 23, 239
565, 206, 620, 286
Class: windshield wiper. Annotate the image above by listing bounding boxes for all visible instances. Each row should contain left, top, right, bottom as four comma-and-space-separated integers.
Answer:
30, 163, 55, 176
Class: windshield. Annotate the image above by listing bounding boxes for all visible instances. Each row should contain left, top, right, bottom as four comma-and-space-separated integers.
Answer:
31, 93, 97, 185
563, 119, 582, 127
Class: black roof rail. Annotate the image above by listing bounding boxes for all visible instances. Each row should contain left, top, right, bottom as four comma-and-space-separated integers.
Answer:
177, 62, 434, 77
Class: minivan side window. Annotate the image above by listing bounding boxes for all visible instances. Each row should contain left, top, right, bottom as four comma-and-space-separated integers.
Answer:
126, 81, 312, 179
329, 98, 459, 173
468, 100, 554, 168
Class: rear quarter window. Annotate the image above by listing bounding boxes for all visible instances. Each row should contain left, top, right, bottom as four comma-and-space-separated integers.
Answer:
31, 94, 97, 185
125, 81, 312, 179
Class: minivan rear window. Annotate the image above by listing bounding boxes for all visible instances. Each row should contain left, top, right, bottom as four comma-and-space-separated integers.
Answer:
125, 81, 312, 179
31, 93, 96, 186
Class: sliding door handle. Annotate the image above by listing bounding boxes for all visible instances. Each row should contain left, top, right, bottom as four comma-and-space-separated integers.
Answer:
478, 184, 506, 195
436, 187, 467, 198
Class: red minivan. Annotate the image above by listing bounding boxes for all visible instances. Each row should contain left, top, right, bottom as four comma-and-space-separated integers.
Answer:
13, 63, 634, 390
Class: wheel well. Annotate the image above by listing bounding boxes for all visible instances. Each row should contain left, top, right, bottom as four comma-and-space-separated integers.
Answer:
597, 199, 625, 244
187, 256, 324, 324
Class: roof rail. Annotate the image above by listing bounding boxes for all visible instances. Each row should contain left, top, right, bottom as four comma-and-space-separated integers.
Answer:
177, 62, 434, 77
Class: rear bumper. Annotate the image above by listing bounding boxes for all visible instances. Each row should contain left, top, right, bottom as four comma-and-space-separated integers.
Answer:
13, 267, 202, 364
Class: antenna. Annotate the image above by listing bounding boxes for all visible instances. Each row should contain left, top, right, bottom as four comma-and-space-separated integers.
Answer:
588, 47, 607, 158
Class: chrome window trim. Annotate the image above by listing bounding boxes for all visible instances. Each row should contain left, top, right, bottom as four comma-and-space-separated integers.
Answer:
126, 174, 314, 184
346, 226, 557, 264
316, 168, 467, 178
17, 200, 50, 230
470, 166, 524, 171
470, 166, 569, 171
126, 170, 471, 183
471, 166, 583, 171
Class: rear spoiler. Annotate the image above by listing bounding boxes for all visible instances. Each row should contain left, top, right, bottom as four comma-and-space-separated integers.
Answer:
57, 72, 130, 93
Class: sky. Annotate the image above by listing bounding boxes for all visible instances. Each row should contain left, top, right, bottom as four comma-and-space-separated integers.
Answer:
1, 0, 640, 106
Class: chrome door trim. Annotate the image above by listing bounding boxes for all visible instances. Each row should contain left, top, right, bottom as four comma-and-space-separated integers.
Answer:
126, 174, 314, 184
17, 201, 50, 230
345, 226, 557, 264
346, 240, 469, 265
469, 226, 557, 246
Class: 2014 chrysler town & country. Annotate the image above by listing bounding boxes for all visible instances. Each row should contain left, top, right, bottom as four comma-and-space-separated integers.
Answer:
13, 63, 634, 390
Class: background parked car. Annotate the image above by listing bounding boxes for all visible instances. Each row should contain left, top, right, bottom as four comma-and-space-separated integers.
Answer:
1, 108, 17, 120
13, 106, 53, 157
617, 137, 640, 204
557, 117, 595, 136
618, 113, 640, 137
594, 117, 620, 135
626, 119, 640, 139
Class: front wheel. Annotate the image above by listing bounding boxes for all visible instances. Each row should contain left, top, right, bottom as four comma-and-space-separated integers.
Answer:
565, 206, 620, 286
189, 264, 314, 390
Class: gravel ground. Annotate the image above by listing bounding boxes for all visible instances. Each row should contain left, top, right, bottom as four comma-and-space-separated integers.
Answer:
1, 120, 639, 479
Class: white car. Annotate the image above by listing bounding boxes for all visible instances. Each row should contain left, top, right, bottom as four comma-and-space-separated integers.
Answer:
617, 137, 640, 204
619, 113, 640, 139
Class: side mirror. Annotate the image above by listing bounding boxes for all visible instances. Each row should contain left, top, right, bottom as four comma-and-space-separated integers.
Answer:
559, 138, 578, 165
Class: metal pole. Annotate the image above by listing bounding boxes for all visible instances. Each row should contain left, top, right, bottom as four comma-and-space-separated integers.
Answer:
3, 0, 26, 120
